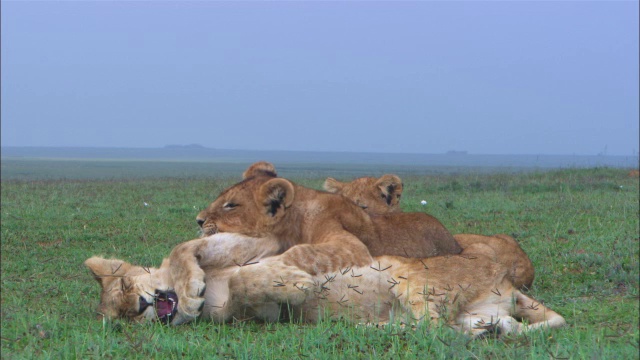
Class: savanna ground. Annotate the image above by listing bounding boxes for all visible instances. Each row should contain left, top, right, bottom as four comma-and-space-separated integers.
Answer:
1, 160, 638, 359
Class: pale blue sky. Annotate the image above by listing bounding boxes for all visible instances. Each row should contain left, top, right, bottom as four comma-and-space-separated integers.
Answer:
2, 1, 638, 155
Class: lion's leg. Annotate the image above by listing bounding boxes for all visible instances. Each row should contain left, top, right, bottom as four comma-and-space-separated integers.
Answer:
457, 291, 565, 338
385, 270, 444, 328
493, 234, 535, 291
168, 239, 209, 325
225, 258, 316, 321
457, 314, 525, 338
278, 235, 373, 275
168, 234, 282, 325
227, 258, 316, 321
513, 291, 566, 332
462, 309, 562, 338
455, 234, 535, 291
170, 234, 281, 275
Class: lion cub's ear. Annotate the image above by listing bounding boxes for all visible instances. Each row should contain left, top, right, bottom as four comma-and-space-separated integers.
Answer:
256, 178, 295, 219
376, 174, 403, 204
84, 256, 132, 289
243, 161, 278, 179
323, 177, 344, 193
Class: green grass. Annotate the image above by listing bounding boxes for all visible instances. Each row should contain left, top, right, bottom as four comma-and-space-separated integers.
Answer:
1, 161, 638, 359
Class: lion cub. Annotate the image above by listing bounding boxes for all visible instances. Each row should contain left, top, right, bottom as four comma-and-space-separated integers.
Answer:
85, 233, 565, 337
324, 175, 535, 290
196, 162, 462, 266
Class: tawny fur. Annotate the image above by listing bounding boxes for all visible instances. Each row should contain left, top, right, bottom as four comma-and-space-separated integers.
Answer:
195, 162, 461, 272
454, 234, 535, 290
323, 175, 535, 290
85, 233, 565, 337
324, 175, 404, 214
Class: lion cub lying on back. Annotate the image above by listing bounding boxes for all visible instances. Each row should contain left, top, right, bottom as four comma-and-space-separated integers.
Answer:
85, 233, 565, 338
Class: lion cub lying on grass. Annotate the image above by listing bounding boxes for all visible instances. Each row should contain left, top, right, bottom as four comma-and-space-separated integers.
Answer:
324, 175, 535, 290
195, 161, 462, 267
86, 233, 565, 338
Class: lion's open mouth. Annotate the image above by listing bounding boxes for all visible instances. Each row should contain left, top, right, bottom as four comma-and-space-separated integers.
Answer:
154, 290, 178, 325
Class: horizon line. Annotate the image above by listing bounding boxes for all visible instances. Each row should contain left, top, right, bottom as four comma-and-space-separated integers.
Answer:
1, 145, 638, 158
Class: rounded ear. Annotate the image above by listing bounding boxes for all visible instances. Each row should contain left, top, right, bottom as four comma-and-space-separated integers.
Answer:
323, 177, 345, 193
256, 178, 295, 218
84, 256, 131, 289
376, 174, 403, 204
243, 161, 277, 179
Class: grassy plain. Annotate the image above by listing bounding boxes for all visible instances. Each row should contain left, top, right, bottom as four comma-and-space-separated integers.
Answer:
1, 160, 638, 359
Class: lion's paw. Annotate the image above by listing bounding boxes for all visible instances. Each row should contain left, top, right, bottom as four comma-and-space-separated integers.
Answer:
171, 296, 205, 326
171, 278, 206, 325
185, 278, 207, 299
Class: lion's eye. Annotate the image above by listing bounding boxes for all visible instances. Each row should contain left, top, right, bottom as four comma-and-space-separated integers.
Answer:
223, 202, 238, 210
380, 194, 386, 199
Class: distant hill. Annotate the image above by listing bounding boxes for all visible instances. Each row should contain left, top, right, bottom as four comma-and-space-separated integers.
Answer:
163, 144, 206, 149
1, 146, 637, 169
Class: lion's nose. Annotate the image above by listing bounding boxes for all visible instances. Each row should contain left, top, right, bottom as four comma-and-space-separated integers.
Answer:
196, 218, 205, 227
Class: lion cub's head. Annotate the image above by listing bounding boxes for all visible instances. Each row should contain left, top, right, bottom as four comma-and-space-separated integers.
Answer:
196, 162, 295, 237
323, 174, 403, 214
84, 257, 176, 324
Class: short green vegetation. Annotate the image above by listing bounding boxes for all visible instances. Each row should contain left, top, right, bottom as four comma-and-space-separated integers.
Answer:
1, 161, 638, 359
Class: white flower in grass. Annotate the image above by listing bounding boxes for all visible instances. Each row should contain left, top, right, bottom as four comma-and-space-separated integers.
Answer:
421, 200, 427, 206
144, 202, 149, 207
